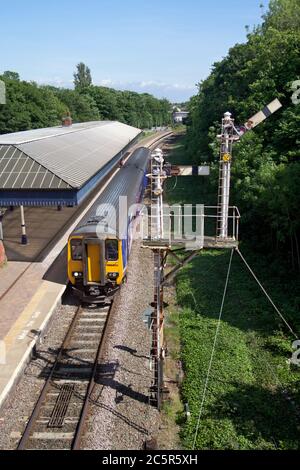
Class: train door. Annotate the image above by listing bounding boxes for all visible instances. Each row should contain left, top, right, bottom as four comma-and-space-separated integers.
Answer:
83, 239, 106, 285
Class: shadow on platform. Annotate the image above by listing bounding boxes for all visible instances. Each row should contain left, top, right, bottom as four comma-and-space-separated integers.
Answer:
2, 206, 77, 263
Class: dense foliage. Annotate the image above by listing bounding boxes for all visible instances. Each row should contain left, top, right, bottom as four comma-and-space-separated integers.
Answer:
0, 69, 171, 134
185, 0, 300, 268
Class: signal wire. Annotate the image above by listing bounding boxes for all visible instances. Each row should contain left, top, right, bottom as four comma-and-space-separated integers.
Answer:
192, 249, 234, 449
236, 248, 298, 340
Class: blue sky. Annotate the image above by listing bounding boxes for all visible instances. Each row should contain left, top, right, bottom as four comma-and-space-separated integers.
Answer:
0, 0, 269, 102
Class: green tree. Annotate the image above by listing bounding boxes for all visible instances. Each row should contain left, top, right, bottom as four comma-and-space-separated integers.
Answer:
0, 74, 65, 133
73, 62, 92, 91
2, 71, 20, 81
52, 88, 100, 122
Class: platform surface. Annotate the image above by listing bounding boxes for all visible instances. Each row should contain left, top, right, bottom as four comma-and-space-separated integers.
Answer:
2, 206, 77, 262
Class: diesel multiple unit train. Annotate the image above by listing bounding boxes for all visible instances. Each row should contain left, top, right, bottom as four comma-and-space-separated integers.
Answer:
67, 147, 150, 303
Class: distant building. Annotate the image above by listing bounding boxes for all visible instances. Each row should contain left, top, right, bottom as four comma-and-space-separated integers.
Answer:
172, 108, 189, 124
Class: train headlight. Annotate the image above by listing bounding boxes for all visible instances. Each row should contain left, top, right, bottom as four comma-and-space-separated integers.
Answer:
73, 271, 83, 278
107, 272, 118, 280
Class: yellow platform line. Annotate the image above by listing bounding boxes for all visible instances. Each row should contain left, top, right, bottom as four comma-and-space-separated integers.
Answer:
3, 280, 64, 352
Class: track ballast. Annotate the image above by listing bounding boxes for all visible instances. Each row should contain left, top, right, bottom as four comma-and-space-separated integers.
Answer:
17, 301, 112, 450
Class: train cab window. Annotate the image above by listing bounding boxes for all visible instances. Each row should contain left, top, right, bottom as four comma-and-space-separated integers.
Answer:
106, 240, 118, 261
71, 239, 83, 260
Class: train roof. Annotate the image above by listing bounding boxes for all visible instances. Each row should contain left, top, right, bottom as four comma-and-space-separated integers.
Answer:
71, 146, 150, 238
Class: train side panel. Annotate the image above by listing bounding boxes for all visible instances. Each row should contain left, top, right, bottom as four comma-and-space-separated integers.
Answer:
67, 146, 151, 302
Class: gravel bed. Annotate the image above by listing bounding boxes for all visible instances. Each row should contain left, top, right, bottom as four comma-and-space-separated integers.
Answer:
0, 292, 78, 450
82, 240, 159, 450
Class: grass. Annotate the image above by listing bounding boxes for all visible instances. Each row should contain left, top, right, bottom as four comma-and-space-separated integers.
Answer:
163, 133, 300, 450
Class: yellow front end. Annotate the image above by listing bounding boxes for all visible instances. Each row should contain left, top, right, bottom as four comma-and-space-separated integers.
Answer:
68, 237, 124, 289
106, 240, 124, 286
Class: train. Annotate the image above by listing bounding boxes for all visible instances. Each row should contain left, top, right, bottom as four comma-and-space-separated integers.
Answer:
67, 147, 150, 303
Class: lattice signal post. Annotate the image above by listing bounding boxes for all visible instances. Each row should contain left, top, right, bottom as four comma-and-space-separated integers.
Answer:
144, 99, 282, 409
217, 99, 282, 241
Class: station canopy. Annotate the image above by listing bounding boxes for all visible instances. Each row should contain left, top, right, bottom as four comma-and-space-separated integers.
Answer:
0, 121, 141, 206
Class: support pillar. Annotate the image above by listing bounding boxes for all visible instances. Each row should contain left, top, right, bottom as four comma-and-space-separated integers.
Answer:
219, 160, 231, 238
0, 213, 3, 242
217, 112, 234, 240
20, 205, 28, 245
0, 212, 7, 267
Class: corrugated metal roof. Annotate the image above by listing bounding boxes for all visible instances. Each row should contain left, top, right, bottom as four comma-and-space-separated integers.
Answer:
0, 121, 141, 190
0, 121, 111, 145
0, 146, 71, 189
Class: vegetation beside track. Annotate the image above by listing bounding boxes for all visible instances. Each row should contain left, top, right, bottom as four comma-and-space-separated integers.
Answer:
164, 133, 300, 450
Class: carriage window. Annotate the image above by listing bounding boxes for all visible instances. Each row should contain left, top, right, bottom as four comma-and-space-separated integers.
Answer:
71, 239, 83, 260
106, 240, 118, 261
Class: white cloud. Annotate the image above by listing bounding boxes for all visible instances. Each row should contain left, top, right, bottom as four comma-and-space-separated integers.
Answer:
36, 77, 73, 88
96, 79, 196, 101
99, 78, 114, 86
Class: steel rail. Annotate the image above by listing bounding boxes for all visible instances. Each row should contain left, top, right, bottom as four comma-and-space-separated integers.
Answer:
72, 301, 113, 450
17, 303, 83, 450
17, 301, 113, 450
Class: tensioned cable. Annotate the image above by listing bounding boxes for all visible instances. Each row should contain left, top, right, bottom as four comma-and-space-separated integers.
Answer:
170, 176, 178, 191
192, 249, 234, 450
236, 248, 298, 340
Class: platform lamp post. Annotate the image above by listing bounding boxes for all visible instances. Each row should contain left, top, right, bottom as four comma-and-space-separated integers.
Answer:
0, 209, 6, 267
0, 211, 4, 242
20, 205, 28, 245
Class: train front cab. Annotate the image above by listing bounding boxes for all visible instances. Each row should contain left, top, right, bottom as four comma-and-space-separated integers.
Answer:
68, 235, 125, 303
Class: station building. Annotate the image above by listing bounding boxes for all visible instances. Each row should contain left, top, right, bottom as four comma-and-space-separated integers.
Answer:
0, 120, 141, 207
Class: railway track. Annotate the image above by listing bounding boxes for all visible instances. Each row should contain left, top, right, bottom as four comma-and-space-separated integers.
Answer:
148, 131, 173, 151
17, 301, 112, 450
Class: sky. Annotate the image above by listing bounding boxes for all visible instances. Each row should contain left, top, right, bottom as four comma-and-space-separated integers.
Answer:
0, 0, 269, 102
